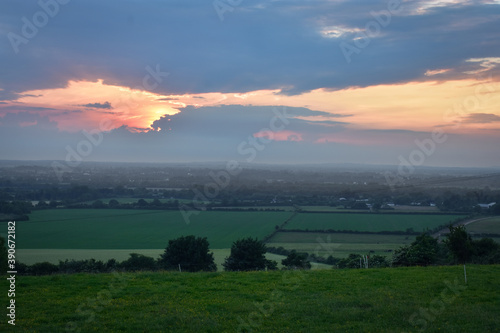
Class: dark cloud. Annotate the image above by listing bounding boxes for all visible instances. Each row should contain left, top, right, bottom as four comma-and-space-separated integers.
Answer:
80, 101, 113, 109
150, 105, 349, 139
461, 113, 500, 123
0, 1, 499, 96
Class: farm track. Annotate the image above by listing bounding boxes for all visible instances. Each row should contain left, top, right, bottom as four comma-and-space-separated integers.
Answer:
431, 216, 494, 238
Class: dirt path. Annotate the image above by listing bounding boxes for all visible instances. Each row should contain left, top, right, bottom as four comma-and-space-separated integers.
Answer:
431, 216, 493, 238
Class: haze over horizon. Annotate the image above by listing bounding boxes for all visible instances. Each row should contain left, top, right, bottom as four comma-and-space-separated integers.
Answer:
1, 0, 500, 168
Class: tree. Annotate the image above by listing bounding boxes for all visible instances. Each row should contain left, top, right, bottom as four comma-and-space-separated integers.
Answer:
338, 254, 363, 269
444, 225, 474, 283
369, 255, 390, 268
392, 245, 411, 267
223, 237, 268, 271
91, 200, 106, 209
392, 233, 439, 267
491, 203, 500, 215
281, 250, 311, 270
444, 225, 473, 264
408, 233, 439, 266
108, 199, 120, 208
159, 235, 216, 272
265, 259, 278, 270
137, 199, 149, 207
471, 238, 500, 264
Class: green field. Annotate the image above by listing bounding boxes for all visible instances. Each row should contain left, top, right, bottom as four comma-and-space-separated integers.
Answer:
267, 232, 415, 258
2, 209, 472, 265
466, 217, 500, 234
1, 265, 499, 332
11, 209, 290, 249
285, 213, 465, 232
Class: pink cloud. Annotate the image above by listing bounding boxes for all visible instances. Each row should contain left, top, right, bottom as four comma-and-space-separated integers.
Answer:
253, 130, 303, 142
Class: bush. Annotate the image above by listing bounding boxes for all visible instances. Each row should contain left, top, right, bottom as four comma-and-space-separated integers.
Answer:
30, 262, 59, 275
120, 253, 157, 272
58, 259, 107, 274
282, 250, 311, 270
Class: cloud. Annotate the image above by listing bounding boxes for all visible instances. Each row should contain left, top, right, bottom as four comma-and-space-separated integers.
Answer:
0, 105, 499, 167
464, 57, 500, 74
425, 68, 452, 76
0, 0, 499, 96
461, 113, 500, 123
0, 112, 59, 130
150, 105, 349, 140
80, 101, 113, 109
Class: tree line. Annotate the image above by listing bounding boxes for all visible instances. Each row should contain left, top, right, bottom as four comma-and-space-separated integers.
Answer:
1, 226, 498, 276
0, 236, 311, 276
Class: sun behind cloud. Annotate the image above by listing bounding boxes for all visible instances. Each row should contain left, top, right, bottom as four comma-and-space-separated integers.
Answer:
8, 80, 180, 132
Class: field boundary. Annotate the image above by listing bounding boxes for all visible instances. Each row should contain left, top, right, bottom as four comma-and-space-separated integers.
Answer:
298, 210, 465, 215
262, 210, 298, 243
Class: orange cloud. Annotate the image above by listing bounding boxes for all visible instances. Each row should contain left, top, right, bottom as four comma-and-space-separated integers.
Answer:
11, 80, 179, 131
3, 76, 499, 137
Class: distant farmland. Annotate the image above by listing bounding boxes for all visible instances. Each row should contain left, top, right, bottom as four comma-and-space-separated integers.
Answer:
465, 217, 500, 234
267, 232, 416, 258
9, 209, 471, 264
15, 209, 290, 249
284, 213, 466, 232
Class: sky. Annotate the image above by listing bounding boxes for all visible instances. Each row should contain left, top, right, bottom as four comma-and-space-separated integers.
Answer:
1, 0, 500, 168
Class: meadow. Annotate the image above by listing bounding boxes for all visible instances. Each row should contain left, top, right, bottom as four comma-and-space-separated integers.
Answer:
284, 213, 466, 232
0, 265, 499, 332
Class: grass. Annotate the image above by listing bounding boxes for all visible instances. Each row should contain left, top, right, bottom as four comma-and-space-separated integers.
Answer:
285, 213, 466, 232
466, 217, 500, 234
266, 232, 415, 258
0, 265, 499, 332
13, 209, 291, 249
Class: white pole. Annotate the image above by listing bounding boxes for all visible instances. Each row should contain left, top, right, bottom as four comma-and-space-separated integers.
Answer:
178, 264, 182, 272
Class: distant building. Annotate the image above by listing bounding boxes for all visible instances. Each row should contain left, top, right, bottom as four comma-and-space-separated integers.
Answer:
478, 202, 496, 209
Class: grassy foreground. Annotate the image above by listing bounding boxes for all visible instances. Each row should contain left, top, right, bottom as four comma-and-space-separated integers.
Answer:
1, 265, 499, 332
